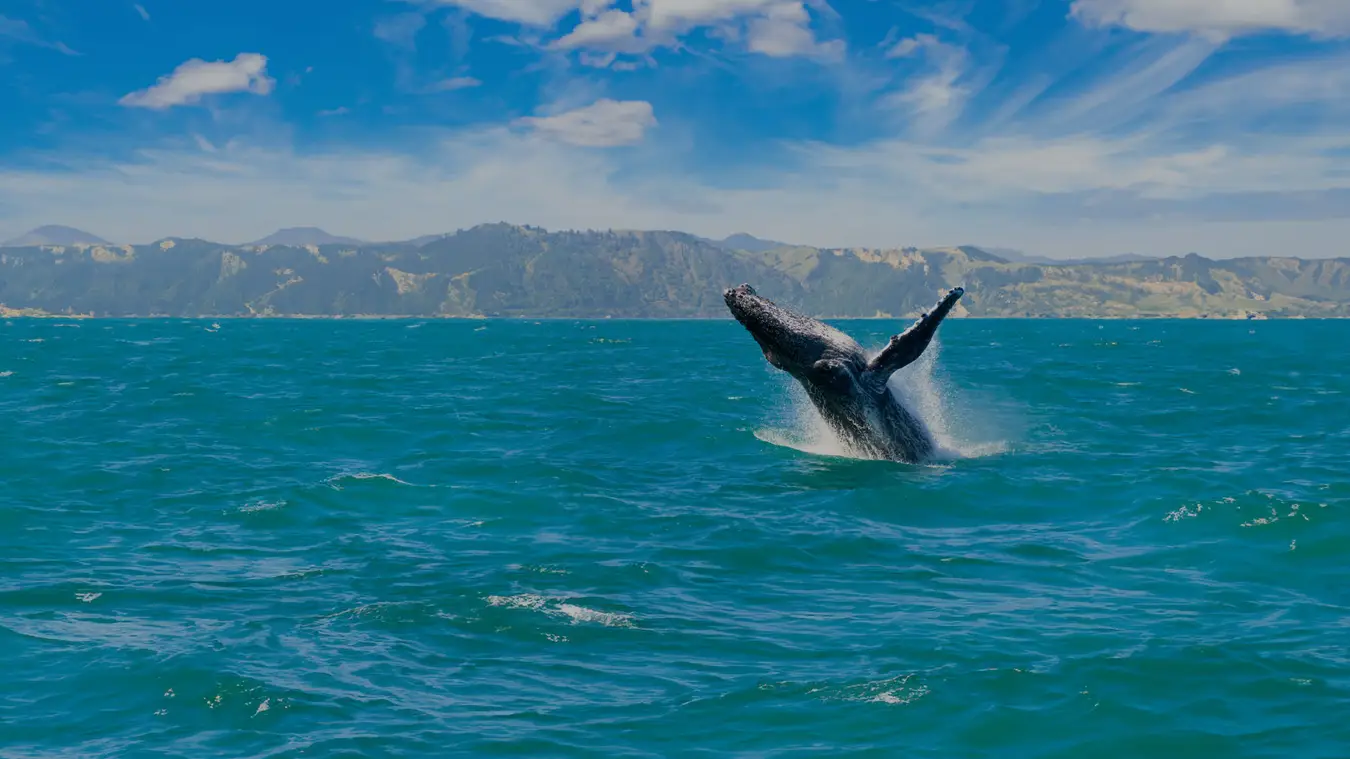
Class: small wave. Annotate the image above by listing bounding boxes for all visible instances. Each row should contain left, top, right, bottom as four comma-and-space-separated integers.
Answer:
0, 371, 12, 378
768, 674, 931, 706
555, 603, 633, 627
486, 593, 547, 611
508, 564, 569, 575
486, 593, 635, 628
843, 674, 930, 705
324, 472, 417, 489
239, 499, 286, 513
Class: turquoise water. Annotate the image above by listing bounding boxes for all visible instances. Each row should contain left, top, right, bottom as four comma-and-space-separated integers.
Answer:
2, 317, 1348, 758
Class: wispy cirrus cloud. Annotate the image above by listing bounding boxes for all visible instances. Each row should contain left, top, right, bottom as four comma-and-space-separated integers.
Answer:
0, 14, 78, 55
1070, 0, 1350, 39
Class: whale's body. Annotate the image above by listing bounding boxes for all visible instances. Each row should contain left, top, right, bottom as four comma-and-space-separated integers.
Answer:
723, 284, 965, 463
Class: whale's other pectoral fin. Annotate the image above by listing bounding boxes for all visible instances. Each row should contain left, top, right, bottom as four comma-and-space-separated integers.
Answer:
866, 286, 965, 379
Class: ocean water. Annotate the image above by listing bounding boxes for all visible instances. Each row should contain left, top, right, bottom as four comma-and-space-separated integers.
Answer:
2, 316, 1348, 758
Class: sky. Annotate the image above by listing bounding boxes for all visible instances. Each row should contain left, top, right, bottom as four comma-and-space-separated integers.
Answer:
1, 0, 1349, 259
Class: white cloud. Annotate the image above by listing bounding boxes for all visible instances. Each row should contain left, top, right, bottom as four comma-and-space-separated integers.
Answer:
746, 2, 843, 59
513, 99, 658, 146
119, 53, 275, 110
425, 76, 482, 91
637, 0, 842, 59
427, 0, 589, 26
438, 0, 842, 61
1070, 0, 1350, 39
886, 35, 928, 59
555, 10, 641, 50
642, 0, 782, 31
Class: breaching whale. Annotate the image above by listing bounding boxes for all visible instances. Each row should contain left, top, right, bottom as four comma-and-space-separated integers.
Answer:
723, 283, 966, 463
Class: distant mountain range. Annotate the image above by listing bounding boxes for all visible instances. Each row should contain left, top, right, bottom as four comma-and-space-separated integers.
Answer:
1, 223, 1346, 318
247, 227, 366, 247
2, 225, 111, 247
982, 246, 1159, 266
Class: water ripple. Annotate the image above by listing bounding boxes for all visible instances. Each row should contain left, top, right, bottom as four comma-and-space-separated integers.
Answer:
1, 317, 1348, 757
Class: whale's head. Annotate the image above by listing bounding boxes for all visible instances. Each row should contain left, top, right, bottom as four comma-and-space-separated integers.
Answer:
723, 283, 865, 387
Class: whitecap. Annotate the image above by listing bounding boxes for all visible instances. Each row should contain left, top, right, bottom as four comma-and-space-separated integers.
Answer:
486, 593, 547, 610
555, 603, 634, 628
486, 593, 635, 628
835, 674, 930, 706
324, 472, 416, 489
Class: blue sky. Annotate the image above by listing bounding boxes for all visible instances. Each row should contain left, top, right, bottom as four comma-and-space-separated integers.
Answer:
1, 0, 1348, 258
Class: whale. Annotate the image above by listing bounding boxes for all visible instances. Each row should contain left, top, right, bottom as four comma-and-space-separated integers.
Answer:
723, 283, 966, 463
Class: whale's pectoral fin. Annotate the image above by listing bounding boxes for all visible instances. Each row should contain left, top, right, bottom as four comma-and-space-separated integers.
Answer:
866, 286, 965, 379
